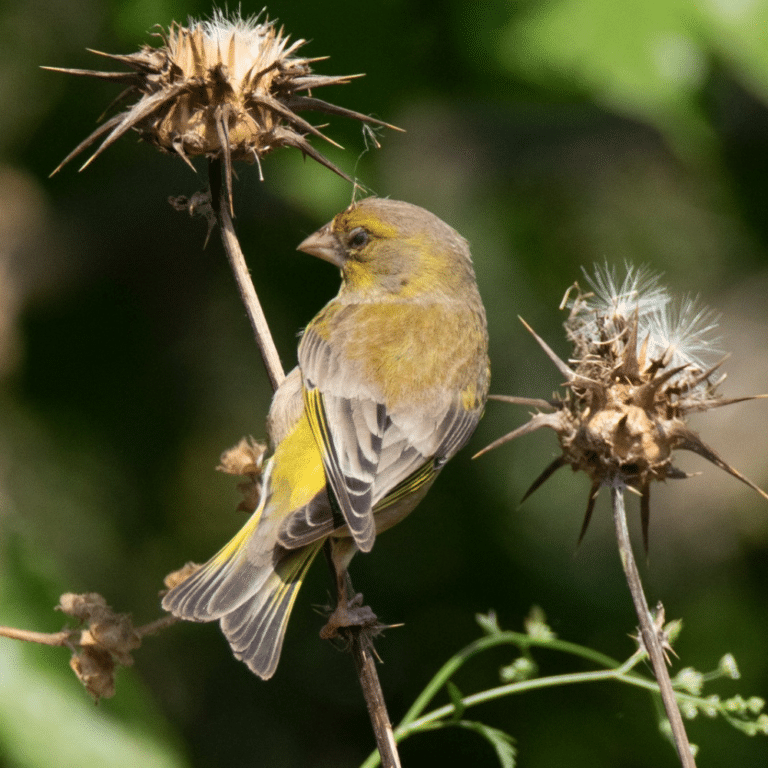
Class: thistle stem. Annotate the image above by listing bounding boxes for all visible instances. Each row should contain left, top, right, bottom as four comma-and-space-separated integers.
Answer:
0, 613, 178, 645
322, 544, 402, 768
0, 625, 72, 646
209, 159, 285, 391
351, 631, 402, 768
611, 484, 696, 768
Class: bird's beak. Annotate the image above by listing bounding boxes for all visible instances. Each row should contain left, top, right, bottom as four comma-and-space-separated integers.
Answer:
297, 225, 345, 268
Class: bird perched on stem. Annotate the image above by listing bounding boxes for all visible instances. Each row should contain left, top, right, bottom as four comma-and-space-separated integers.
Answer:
163, 197, 490, 679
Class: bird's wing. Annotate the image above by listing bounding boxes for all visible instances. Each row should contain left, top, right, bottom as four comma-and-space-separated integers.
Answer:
372, 397, 482, 504
301, 384, 385, 552
295, 320, 391, 552
291, 315, 485, 553
163, 408, 330, 621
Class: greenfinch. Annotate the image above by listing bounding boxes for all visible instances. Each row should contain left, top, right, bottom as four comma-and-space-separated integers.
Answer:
162, 197, 490, 679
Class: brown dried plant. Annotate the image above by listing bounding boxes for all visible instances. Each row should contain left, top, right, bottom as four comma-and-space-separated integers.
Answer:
0, 593, 178, 701
477, 264, 768, 550
44, 9, 399, 198
216, 435, 268, 513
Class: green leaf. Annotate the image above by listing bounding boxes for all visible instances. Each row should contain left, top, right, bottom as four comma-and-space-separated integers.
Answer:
475, 611, 503, 636
455, 721, 517, 768
446, 681, 466, 721
497, 0, 719, 158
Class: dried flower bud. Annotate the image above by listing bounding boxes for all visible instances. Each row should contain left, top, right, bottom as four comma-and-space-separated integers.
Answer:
57, 592, 142, 700
57, 592, 109, 621
70, 645, 116, 700
217, 436, 267, 513
217, 435, 267, 476
163, 561, 202, 591
44, 10, 399, 189
478, 263, 767, 549
81, 613, 140, 666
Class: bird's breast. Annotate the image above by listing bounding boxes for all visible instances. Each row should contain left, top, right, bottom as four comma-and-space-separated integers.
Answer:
328, 300, 488, 410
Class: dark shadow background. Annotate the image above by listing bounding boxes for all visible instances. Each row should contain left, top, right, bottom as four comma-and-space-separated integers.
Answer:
1, 1, 768, 766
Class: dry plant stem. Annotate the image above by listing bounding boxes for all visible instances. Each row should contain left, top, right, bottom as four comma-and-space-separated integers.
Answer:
323, 543, 404, 768
209, 159, 285, 390
351, 630, 402, 768
0, 626, 71, 646
134, 614, 180, 636
0, 614, 180, 646
611, 485, 697, 768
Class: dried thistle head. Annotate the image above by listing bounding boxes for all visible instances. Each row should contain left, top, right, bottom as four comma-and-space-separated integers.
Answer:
57, 592, 141, 700
478, 263, 768, 549
45, 9, 398, 187
216, 435, 267, 513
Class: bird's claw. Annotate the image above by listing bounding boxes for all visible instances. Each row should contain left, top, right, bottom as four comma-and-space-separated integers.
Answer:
320, 592, 378, 640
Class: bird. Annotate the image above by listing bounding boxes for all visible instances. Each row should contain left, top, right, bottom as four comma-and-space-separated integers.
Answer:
162, 197, 490, 679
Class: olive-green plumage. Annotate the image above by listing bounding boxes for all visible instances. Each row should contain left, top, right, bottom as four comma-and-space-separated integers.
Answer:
162, 197, 489, 679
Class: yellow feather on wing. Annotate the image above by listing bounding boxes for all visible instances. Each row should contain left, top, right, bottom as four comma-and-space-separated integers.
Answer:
162, 406, 329, 678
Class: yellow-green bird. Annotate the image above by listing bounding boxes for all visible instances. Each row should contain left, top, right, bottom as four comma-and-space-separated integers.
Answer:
162, 197, 490, 679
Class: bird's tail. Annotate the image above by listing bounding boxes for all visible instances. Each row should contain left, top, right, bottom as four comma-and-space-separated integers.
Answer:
218, 541, 324, 679
162, 455, 325, 678
163, 520, 323, 680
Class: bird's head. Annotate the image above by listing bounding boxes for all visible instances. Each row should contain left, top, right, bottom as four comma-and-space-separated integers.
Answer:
297, 197, 476, 300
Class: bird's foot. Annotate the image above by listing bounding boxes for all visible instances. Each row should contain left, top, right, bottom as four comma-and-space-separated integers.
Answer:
320, 592, 378, 640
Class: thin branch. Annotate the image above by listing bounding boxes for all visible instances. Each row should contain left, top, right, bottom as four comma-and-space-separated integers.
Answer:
0, 625, 73, 646
396, 664, 646, 741
209, 159, 286, 391
0, 612, 180, 646
323, 546, 403, 768
350, 630, 402, 768
397, 630, 624, 737
611, 485, 697, 768
135, 614, 180, 637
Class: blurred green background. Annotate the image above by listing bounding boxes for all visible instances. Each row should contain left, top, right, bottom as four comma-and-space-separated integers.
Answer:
1, 0, 768, 766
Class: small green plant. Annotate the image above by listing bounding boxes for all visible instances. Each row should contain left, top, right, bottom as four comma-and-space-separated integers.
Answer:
361, 609, 767, 767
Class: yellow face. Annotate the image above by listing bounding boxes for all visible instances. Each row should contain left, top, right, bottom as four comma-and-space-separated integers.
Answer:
329, 203, 406, 292
331, 204, 400, 252
329, 198, 473, 298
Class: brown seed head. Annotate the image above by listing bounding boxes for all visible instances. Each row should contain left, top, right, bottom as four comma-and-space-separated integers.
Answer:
44, 10, 400, 181
57, 592, 141, 700
217, 435, 268, 513
477, 264, 768, 548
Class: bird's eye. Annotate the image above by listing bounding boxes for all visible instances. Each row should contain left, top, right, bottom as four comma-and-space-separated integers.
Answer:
348, 228, 369, 250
